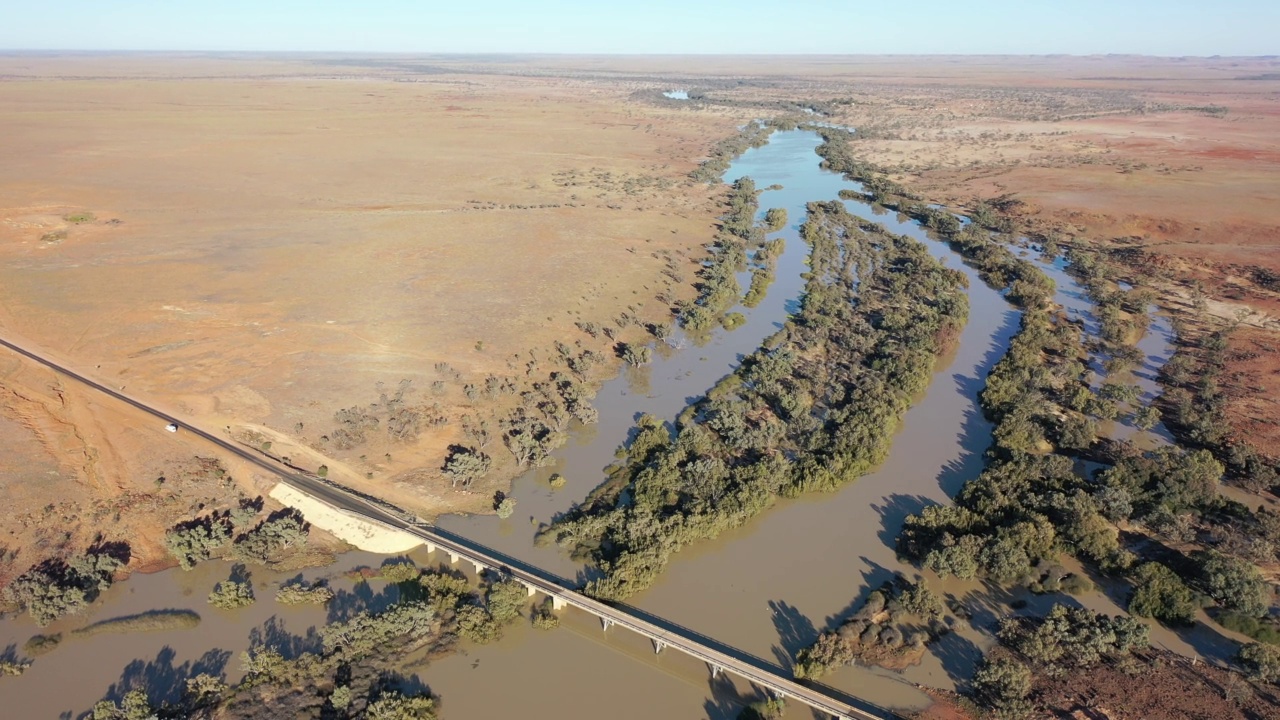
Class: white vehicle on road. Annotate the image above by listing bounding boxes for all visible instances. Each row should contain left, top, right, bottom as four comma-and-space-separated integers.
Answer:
165, 422, 179, 433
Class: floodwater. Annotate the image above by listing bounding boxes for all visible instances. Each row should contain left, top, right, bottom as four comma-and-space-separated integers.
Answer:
426, 130, 1025, 714
1031, 250, 1176, 444
0, 551, 395, 717
0, 129, 1202, 719
664, 90, 691, 100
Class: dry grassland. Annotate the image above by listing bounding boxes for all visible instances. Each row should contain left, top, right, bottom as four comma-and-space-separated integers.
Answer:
0, 54, 745, 578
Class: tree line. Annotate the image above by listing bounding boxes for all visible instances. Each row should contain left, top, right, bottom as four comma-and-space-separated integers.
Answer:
542, 201, 969, 600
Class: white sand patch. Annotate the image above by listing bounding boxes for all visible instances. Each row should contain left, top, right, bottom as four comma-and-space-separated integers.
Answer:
270, 483, 422, 554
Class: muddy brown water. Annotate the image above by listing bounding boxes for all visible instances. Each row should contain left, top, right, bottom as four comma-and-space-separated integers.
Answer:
430, 129, 1023, 715
0, 130, 1203, 719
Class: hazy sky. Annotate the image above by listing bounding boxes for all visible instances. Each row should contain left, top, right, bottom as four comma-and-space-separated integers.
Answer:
2, 0, 1276, 55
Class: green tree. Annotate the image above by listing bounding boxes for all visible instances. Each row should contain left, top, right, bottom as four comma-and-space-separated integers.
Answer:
763, 207, 788, 232
1197, 550, 1271, 617
486, 579, 528, 624
1239, 642, 1280, 683
240, 646, 287, 685
456, 604, 500, 643
442, 446, 490, 488
1129, 562, 1198, 625
231, 514, 308, 564
379, 562, 421, 583
1132, 404, 1161, 431
90, 690, 156, 720
495, 496, 517, 519
330, 685, 352, 711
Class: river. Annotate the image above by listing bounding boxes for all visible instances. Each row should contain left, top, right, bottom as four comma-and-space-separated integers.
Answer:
0, 129, 1190, 719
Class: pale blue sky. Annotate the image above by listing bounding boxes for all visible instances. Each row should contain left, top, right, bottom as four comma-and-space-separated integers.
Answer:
1, 0, 1275, 55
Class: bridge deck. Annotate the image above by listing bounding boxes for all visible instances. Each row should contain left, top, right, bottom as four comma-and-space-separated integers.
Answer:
390, 519, 885, 720
0, 333, 890, 720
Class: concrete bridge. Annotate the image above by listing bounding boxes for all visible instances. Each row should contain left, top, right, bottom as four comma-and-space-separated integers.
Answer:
386, 518, 889, 720
0, 333, 893, 720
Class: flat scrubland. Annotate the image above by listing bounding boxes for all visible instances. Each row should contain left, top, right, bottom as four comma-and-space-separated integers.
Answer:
0, 54, 744, 583
3, 53, 1278, 600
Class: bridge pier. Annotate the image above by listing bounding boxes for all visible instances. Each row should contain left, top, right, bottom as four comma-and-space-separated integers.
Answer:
523, 582, 537, 597
708, 663, 724, 678
551, 596, 567, 611
653, 639, 667, 654
601, 617, 614, 632
448, 551, 461, 565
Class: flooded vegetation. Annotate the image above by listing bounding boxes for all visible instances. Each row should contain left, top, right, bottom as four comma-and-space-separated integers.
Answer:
544, 200, 970, 600
2, 118, 1273, 720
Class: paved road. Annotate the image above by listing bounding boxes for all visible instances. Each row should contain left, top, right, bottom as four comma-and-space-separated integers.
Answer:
0, 334, 392, 521
0, 333, 891, 720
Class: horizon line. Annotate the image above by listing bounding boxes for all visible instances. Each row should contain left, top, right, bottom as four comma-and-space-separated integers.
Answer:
1, 49, 1277, 60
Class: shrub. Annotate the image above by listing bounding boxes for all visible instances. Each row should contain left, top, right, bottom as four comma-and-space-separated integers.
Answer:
1217, 612, 1280, 645
23, 634, 61, 656
972, 656, 1033, 718
531, 599, 561, 630
366, 692, 436, 720
275, 582, 335, 605
0, 659, 31, 677
208, 580, 255, 609
72, 609, 201, 637
1239, 642, 1280, 682
738, 697, 786, 720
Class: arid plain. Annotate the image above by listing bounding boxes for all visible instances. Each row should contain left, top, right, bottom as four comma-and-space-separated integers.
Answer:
3, 51, 1279, 590
0, 54, 747, 581
3, 54, 1280, 720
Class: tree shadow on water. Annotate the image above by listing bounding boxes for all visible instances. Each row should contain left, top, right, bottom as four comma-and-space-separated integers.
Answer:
870, 493, 934, 548
927, 623, 985, 687
0, 643, 24, 665
99, 646, 231, 707
248, 615, 323, 659
702, 672, 770, 720
767, 600, 816, 670
326, 580, 401, 623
